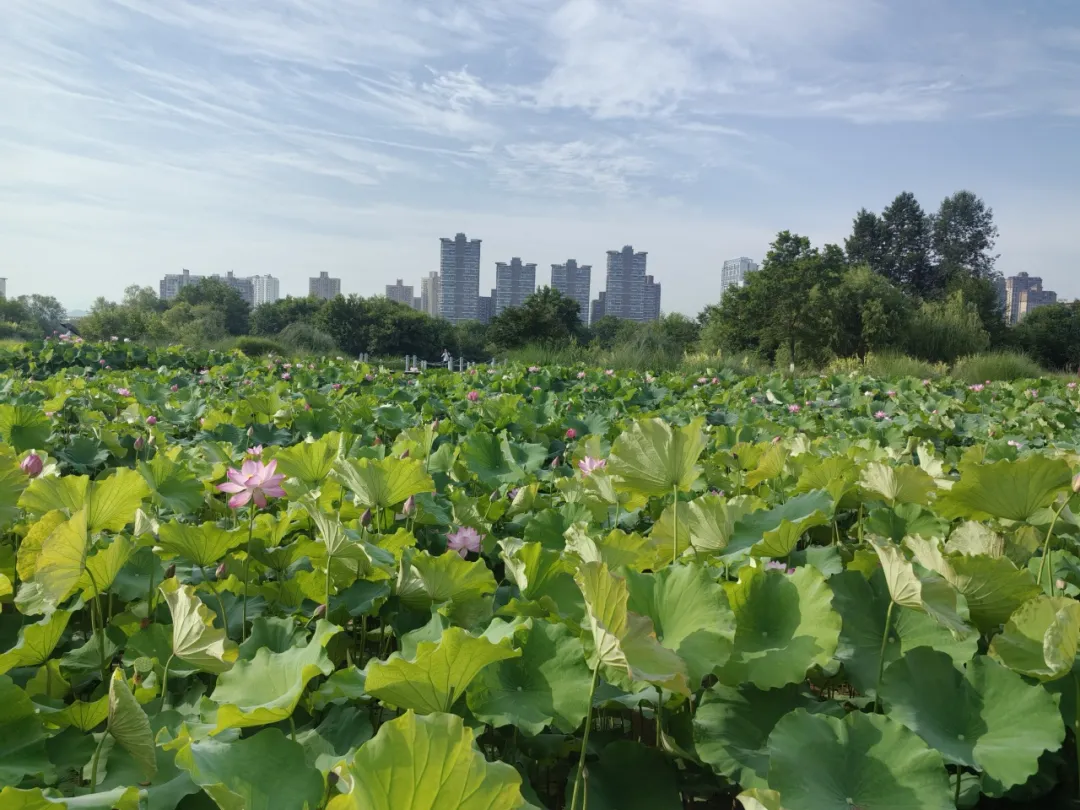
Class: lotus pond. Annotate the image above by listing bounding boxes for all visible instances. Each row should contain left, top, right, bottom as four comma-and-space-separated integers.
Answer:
2, 349, 1080, 809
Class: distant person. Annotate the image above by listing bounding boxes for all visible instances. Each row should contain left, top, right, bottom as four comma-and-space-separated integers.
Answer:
441, 348, 450, 363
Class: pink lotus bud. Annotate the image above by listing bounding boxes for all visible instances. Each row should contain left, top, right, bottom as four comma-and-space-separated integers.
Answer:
134, 436, 145, 451
360, 509, 372, 527
170, 384, 179, 392
467, 390, 479, 402
403, 495, 416, 515
551, 456, 561, 468
146, 415, 157, 425
20, 453, 43, 478
565, 428, 577, 440
314, 603, 327, 619
215, 561, 227, 579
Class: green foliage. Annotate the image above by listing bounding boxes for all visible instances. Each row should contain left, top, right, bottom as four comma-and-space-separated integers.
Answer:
486, 287, 585, 352
950, 351, 1045, 383
174, 278, 251, 336
1013, 302, 1080, 370
907, 291, 990, 363
277, 322, 337, 355
234, 336, 285, 357
829, 266, 912, 360
249, 296, 325, 337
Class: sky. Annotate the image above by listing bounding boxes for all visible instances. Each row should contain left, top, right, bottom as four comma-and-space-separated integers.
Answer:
2, 0, 1079, 315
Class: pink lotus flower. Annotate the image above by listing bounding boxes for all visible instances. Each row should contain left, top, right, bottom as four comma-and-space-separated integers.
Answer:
874, 410, 888, 419
968, 384, 985, 392
578, 456, 606, 475
922, 379, 931, 386
604, 369, 614, 376
20, 453, 43, 478
697, 377, 708, 384
711, 377, 719, 385
216, 459, 286, 509
565, 428, 577, 440
787, 404, 801, 413
577, 371, 587, 379
446, 526, 483, 558
146, 415, 157, 425
645, 374, 655, 383
750, 396, 758, 404
529, 366, 541, 373
170, 384, 179, 392
117, 388, 131, 397
886, 390, 896, 398
765, 561, 796, 574
332, 383, 342, 390
281, 373, 291, 380
247, 445, 264, 457
467, 390, 479, 402
99, 359, 106, 366
283, 363, 292, 369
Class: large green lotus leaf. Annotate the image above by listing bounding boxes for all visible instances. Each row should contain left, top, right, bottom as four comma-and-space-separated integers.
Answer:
160, 578, 238, 673
946, 522, 1005, 558
693, 683, 814, 789
988, 595, 1080, 680
0, 609, 72, 673
0, 676, 52, 787
939, 553, 1039, 634
138, 452, 204, 515
717, 566, 841, 690
881, 648, 1066, 789
16, 510, 68, 582
871, 540, 971, 637
865, 504, 949, 544
625, 564, 735, 685
107, 669, 157, 781
564, 524, 667, 572
397, 549, 498, 620
461, 433, 523, 487
86, 468, 150, 533
608, 416, 707, 497
499, 540, 583, 620
327, 711, 535, 810
34, 510, 89, 605
79, 535, 133, 599
650, 494, 752, 553
18, 475, 88, 517
209, 621, 341, 732
575, 561, 690, 695
937, 456, 1073, 522
830, 570, 976, 697
96, 716, 202, 810
767, 709, 952, 810
332, 456, 434, 509
273, 433, 341, 485
55, 695, 109, 732
297, 703, 374, 774
366, 626, 520, 714
572, 740, 683, 810
727, 492, 833, 559
466, 619, 590, 735
0, 405, 51, 453
172, 728, 324, 810
0, 786, 142, 808
744, 443, 786, 489
796, 456, 858, 506
155, 521, 245, 568
859, 462, 936, 507
238, 616, 306, 660
0, 459, 29, 532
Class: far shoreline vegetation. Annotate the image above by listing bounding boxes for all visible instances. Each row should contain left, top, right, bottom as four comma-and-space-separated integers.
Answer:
2, 190, 1078, 379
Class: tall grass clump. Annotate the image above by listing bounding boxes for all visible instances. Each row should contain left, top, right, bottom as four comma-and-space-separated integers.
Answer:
951, 351, 1047, 383
906, 292, 989, 364
278, 322, 338, 355
826, 351, 944, 379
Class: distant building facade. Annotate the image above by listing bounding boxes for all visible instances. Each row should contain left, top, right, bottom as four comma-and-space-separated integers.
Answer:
604, 246, 648, 321
644, 275, 661, 321
1005, 272, 1057, 324
494, 258, 537, 316
477, 294, 494, 325
0, 278, 6, 298
439, 233, 482, 323
590, 291, 607, 324
250, 275, 280, 307
309, 272, 341, 300
721, 257, 759, 296
213, 271, 254, 306
420, 272, 441, 317
386, 279, 414, 306
159, 269, 204, 301
550, 260, 591, 323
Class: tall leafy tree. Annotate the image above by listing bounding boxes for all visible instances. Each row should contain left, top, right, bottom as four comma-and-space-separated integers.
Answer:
845, 209, 889, 275
880, 192, 937, 296
250, 296, 326, 336
486, 287, 584, 351
830, 266, 913, 360
932, 190, 999, 280
1013, 302, 1080, 370
174, 278, 251, 336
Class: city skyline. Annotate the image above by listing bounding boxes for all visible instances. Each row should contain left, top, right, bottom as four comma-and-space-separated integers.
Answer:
3, 2, 1077, 315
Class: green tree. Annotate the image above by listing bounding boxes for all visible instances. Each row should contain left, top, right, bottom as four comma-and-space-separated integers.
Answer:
122, 285, 167, 313
656, 313, 701, 354
160, 302, 228, 346
316, 295, 450, 358
932, 191, 999, 281
250, 296, 326, 337
706, 232, 844, 366
1013, 302, 1080, 370
589, 316, 641, 350
486, 287, 584, 351
844, 209, 889, 276
907, 291, 990, 363
829, 266, 912, 360
174, 278, 250, 336
880, 192, 937, 296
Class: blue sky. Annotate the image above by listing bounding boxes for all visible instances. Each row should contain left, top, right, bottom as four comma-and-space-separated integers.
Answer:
2, 0, 1078, 314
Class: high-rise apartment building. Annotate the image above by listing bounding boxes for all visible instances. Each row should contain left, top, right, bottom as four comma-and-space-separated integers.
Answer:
1005, 273, 1057, 324
0, 278, 6, 298
309, 272, 341, 300
439, 233, 482, 323
412, 297, 422, 311
551, 260, 591, 323
386, 279, 414, 306
604, 246, 649, 321
494, 258, 536, 316
644, 275, 661, 321
420, 272, 441, 317
590, 291, 607, 324
250, 275, 280, 307
214, 271, 255, 306
159, 269, 204, 300
477, 294, 494, 325
721, 257, 759, 296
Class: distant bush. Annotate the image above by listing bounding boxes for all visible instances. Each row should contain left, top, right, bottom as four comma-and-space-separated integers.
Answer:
825, 351, 943, 379
906, 292, 989, 363
951, 351, 1046, 383
279, 322, 337, 354
235, 336, 285, 357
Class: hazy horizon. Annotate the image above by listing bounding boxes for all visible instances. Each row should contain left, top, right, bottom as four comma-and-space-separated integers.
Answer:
3, 0, 1078, 314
